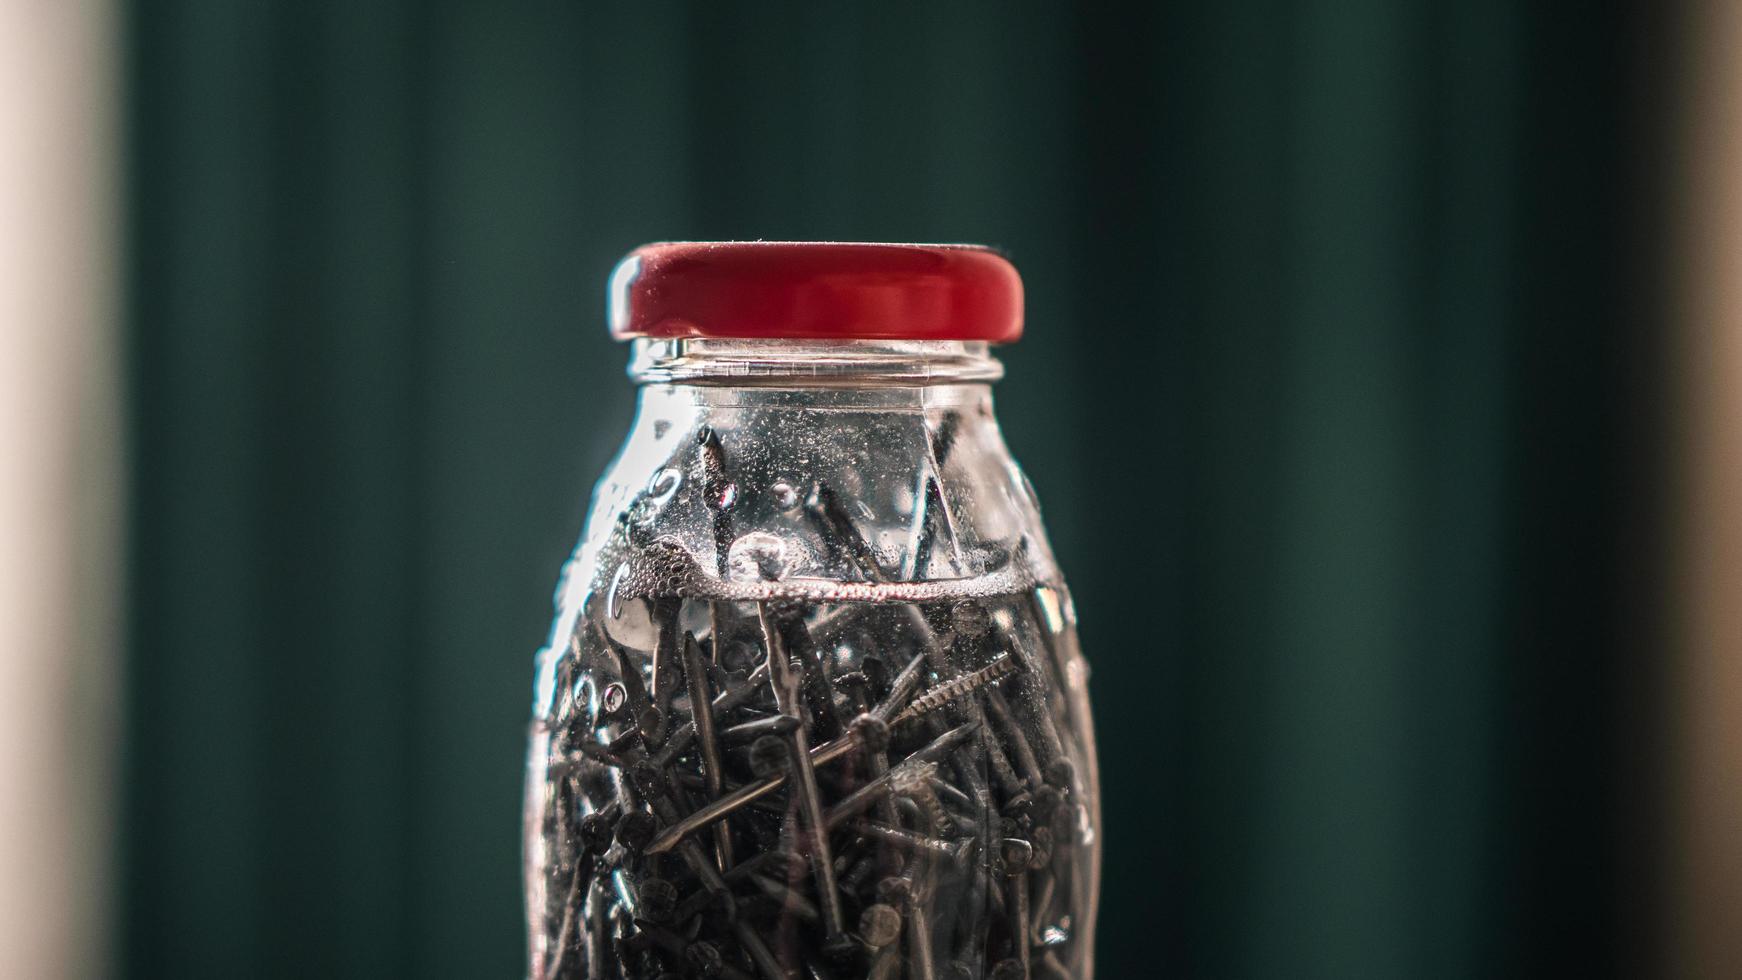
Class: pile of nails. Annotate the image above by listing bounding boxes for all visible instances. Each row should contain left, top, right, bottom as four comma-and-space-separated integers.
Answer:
537, 590, 1085, 980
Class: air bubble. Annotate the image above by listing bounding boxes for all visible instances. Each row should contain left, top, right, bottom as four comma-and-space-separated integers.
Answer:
644, 467, 681, 510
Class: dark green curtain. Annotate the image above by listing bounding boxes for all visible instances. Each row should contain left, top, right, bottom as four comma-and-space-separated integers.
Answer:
123, 1, 1671, 977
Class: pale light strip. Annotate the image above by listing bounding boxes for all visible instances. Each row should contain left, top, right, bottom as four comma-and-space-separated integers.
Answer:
1672, 0, 1742, 975
0, 1, 120, 977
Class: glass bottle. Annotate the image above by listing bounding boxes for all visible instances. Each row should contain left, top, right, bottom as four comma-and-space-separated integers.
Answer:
525, 243, 1100, 980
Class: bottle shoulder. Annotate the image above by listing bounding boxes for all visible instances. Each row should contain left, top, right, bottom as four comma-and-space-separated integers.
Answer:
563, 385, 1064, 609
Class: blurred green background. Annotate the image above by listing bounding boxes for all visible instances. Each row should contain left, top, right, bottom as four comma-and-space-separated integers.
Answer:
121, 1, 1672, 977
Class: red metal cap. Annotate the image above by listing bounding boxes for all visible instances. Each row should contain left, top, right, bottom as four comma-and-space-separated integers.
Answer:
608, 242, 1023, 343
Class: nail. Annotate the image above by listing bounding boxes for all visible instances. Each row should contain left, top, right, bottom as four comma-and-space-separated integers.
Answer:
641, 718, 870, 856
859, 903, 903, 948
929, 410, 962, 467
906, 904, 937, 980
617, 807, 658, 848
634, 876, 678, 922
872, 648, 932, 724
648, 597, 682, 740
652, 659, 771, 767
765, 600, 844, 738
1044, 758, 1073, 791
628, 762, 736, 914
860, 654, 891, 703
1028, 826, 1053, 869
721, 713, 804, 745
824, 722, 981, 830
981, 724, 1027, 799
680, 629, 731, 869
850, 820, 975, 867
707, 602, 727, 664
758, 601, 850, 947
744, 872, 819, 922
835, 671, 872, 715
1001, 839, 1033, 977
695, 426, 737, 578
805, 481, 888, 582
606, 728, 643, 757
632, 924, 753, 980
950, 600, 991, 640
608, 641, 662, 747
984, 687, 1045, 792
903, 474, 946, 580
748, 734, 789, 779
926, 773, 976, 813
686, 941, 725, 979
730, 918, 785, 980
573, 738, 627, 769
553, 814, 623, 980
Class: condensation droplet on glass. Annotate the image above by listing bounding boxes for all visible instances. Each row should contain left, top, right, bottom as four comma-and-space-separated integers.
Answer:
770, 481, 800, 512
606, 564, 629, 620
727, 531, 792, 583
604, 566, 657, 647
646, 467, 682, 509
713, 482, 738, 510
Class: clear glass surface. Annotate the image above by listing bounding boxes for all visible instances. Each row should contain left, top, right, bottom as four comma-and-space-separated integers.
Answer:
525, 343, 1099, 979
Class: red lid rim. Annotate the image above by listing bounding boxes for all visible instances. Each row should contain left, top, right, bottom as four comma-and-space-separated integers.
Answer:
608, 241, 1024, 344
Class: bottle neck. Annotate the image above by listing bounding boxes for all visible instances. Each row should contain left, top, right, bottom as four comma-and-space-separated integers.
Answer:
625, 338, 1004, 387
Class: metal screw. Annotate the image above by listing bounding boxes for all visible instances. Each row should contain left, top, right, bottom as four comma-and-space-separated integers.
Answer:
892, 653, 1019, 725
